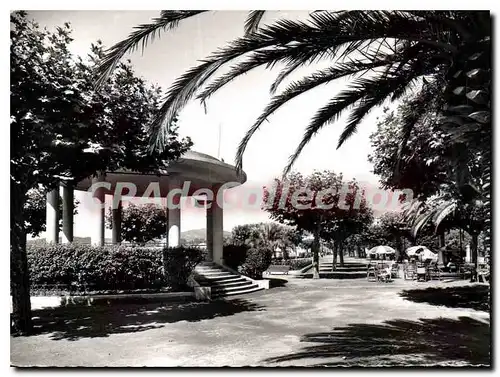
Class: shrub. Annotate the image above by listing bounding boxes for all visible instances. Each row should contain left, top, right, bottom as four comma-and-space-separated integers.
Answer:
27, 243, 202, 293
239, 246, 273, 279
223, 244, 249, 270
162, 246, 204, 290
271, 258, 312, 270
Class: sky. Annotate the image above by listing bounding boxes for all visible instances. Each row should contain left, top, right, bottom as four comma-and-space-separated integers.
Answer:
28, 10, 396, 237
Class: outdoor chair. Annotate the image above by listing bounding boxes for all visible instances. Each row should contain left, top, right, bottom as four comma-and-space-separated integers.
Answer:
367, 264, 377, 281
427, 262, 442, 281
390, 263, 400, 278
377, 264, 393, 283
478, 264, 490, 283
416, 263, 428, 281
403, 263, 417, 280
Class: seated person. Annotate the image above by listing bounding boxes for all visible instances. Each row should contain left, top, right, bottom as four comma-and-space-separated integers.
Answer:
378, 264, 393, 282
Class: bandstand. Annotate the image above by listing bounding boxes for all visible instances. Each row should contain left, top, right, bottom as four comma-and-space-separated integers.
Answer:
45, 151, 247, 264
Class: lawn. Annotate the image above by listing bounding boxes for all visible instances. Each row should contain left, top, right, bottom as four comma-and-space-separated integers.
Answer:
11, 278, 490, 367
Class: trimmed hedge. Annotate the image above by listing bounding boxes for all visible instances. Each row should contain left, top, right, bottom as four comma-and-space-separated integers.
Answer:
223, 244, 249, 270
271, 258, 312, 270
27, 243, 203, 293
222, 244, 273, 279
239, 246, 273, 280
163, 246, 203, 290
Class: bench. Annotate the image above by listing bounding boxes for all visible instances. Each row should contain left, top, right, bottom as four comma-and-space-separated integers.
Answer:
265, 265, 291, 275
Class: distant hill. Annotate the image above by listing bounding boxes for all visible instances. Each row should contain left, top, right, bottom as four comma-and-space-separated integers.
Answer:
181, 228, 231, 243
28, 229, 231, 246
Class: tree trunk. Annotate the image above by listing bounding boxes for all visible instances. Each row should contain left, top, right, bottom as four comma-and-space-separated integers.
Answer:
332, 243, 338, 271
471, 233, 479, 282
395, 235, 401, 261
11, 188, 32, 334
312, 229, 320, 279
339, 242, 344, 267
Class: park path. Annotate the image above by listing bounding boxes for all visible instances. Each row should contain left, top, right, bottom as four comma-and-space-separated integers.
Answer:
11, 278, 489, 367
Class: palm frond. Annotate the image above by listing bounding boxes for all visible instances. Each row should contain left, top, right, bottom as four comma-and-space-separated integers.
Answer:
244, 10, 266, 35
411, 210, 434, 238
283, 69, 424, 175
235, 60, 392, 172
149, 19, 321, 151
432, 201, 457, 231
269, 60, 303, 94
95, 10, 208, 88
282, 82, 377, 176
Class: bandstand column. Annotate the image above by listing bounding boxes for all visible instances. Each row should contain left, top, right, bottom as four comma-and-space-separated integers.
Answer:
46, 187, 60, 244
211, 185, 224, 264
91, 173, 106, 246
167, 179, 181, 248
111, 200, 122, 244
61, 183, 74, 244
206, 201, 214, 260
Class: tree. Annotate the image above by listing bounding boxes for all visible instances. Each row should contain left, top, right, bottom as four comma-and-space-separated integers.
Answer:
10, 12, 191, 333
24, 188, 79, 238
263, 170, 372, 276
368, 103, 450, 200
230, 224, 262, 248
105, 204, 167, 245
229, 222, 299, 259
370, 91, 489, 276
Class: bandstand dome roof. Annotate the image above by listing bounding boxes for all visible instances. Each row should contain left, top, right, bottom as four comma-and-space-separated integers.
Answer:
74, 150, 247, 197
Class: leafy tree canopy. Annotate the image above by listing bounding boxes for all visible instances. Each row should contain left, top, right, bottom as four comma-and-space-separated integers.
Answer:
106, 204, 167, 245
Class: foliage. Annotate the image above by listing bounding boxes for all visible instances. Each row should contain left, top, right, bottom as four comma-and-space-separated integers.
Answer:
264, 170, 373, 269
27, 243, 202, 292
106, 204, 167, 245
27, 244, 165, 292
96, 11, 490, 175
97, 9, 491, 266
230, 224, 263, 248
10, 11, 192, 332
239, 246, 273, 279
162, 246, 204, 290
368, 103, 450, 200
271, 258, 312, 270
223, 244, 250, 270
230, 222, 301, 259
24, 188, 80, 238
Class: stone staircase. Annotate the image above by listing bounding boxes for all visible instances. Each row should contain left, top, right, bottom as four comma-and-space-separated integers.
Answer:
299, 258, 368, 279
193, 262, 264, 298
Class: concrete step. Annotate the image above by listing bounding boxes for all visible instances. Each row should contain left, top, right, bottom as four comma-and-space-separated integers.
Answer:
211, 280, 254, 289
212, 282, 256, 293
195, 265, 226, 270
195, 274, 242, 282
212, 285, 264, 298
195, 271, 234, 276
299, 271, 368, 279
198, 279, 251, 288
319, 265, 367, 269
320, 263, 367, 268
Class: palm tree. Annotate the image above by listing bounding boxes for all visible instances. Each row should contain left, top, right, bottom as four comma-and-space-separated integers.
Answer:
96, 10, 491, 256
404, 184, 486, 280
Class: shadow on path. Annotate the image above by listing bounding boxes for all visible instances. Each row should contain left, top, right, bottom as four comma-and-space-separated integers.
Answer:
13, 298, 265, 341
400, 285, 490, 311
266, 277, 288, 289
264, 316, 490, 367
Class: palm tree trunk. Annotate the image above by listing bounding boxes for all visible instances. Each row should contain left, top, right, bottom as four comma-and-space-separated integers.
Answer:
11, 187, 32, 334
